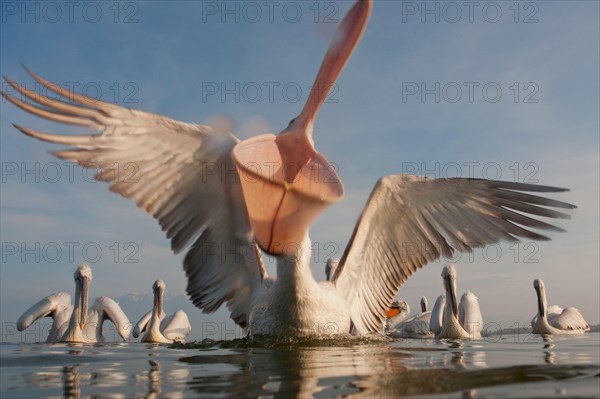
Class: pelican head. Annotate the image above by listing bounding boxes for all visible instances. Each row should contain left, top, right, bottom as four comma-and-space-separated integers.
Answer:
153, 279, 166, 291
231, 0, 372, 255
325, 257, 340, 281
74, 263, 92, 329
534, 278, 547, 319
442, 265, 459, 318
75, 263, 92, 281
153, 279, 166, 318
420, 296, 428, 313
387, 300, 410, 319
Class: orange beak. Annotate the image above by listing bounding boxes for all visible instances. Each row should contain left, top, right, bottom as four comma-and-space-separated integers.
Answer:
386, 308, 401, 318
233, 134, 343, 254
232, 0, 372, 255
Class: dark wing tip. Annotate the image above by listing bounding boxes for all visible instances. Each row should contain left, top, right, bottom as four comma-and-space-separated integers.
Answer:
12, 123, 30, 136
21, 64, 36, 78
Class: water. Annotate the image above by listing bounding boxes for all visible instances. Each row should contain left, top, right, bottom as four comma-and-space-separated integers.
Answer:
1, 333, 598, 398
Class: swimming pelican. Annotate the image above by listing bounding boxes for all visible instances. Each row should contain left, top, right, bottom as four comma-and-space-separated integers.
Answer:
385, 300, 411, 330
4, 0, 575, 337
391, 297, 434, 338
17, 264, 131, 343
133, 280, 191, 343
531, 279, 590, 335
436, 265, 483, 340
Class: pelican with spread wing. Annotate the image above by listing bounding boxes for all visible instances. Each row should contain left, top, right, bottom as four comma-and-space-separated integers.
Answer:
133, 280, 191, 343
17, 264, 131, 343
433, 265, 484, 340
4, 0, 575, 337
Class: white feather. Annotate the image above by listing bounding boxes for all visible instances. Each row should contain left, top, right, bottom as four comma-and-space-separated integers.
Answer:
429, 295, 445, 335
5, 56, 575, 337
532, 279, 590, 335
17, 292, 72, 343
459, 291, 483, 339
17, 265, 130, 343
138, 280, 191, 343
436, 266, 483, 339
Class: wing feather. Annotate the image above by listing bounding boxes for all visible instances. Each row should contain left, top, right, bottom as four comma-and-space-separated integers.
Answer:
17, 292, 72, 331
551, 308, 590, 331
133, 310, 153, 338
92, 296, 132, 340
4, 70, 267, 329
333, 175, 575, 334
161, 310, 192, 341
430, 295, 446, 335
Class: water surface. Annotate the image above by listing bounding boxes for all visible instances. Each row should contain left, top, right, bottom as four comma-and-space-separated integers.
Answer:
1, 332, 598, 398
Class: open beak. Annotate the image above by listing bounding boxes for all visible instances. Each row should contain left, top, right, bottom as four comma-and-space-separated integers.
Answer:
232, 0, 371, 255
79, 277, 89, 330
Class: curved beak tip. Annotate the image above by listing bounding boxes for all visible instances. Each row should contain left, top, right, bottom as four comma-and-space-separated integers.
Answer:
228, 0, 372, 254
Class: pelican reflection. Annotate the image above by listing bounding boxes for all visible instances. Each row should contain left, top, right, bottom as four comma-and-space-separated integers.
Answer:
61, 366, 126, 399
181, 344, 400, 398
147, 360, 160, 399
180, 341, 498, 398
142, 359, 189, 399
63, 366, 80, 399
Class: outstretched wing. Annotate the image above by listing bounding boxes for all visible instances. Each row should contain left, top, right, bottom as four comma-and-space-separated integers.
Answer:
2, 69, 266, 328
332, 175, 575, 334
161, 310, 192, 341
132, 310, 153, 338
92, 297, 132, 340
17, 292, 72, 331
430, 294, 446, 335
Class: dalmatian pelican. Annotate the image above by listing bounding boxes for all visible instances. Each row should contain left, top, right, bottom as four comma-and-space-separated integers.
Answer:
4, 0, 575, 336
17, 264, 131, 343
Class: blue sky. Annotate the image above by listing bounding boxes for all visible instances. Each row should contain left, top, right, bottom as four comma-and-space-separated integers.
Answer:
1, 1, 598, 341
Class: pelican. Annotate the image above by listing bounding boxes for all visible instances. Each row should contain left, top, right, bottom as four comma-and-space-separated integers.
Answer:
385, 300, 411, 330
391, 297, 434, 338
3, 0, 575, 337
133, 280, 191, 343
435, 265, 483, 340
17, 264, 131, 343
532, 279, 590, 335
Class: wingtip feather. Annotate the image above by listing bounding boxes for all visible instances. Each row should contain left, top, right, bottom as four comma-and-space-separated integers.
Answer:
13, 124, 92, 145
